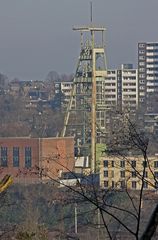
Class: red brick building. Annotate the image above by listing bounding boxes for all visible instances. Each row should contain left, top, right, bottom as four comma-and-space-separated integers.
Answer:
0, 137, 74, 183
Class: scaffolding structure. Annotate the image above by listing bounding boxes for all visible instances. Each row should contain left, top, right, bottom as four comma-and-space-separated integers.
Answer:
61, 25, 108, 172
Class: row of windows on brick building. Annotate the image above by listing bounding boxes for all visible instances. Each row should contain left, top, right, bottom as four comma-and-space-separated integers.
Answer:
0, 147, 32, 168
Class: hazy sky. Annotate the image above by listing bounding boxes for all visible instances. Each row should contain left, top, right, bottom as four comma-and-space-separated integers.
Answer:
0, 0, 158, 80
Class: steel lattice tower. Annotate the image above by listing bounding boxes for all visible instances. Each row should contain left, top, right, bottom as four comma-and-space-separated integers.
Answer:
61, 26, 107, 172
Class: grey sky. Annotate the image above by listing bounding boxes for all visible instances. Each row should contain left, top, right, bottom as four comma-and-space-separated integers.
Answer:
0, 0, 158, 80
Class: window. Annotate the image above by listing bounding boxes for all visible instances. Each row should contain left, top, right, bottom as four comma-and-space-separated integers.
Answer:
120, 160, 125, 168
139, 68, 145, 72
111, 170, 114, 178
112, 181, 115, 188
103, 160, 108, 168
155, 181, 158, 189
120, 180, 125, 189
140, 86, 144, 90
140, 80, 145, 84
132, 181, 137, 189
139, 56, 145, 60
154, 172, 158, 178
144, 171, 148, 178
25, 147, 32, 168
147, 61, 158, 65
139, 61, 145, 66
139, 50, 145, 54
139, 74, 145, 78
101, 120, 105, 127
120, 171, 125, 178
1, 147, 8, 167
104, 181, 108, 188
13, 147, 19, 167
139, 43, 145, 48
131, 171, 136, 178
131, 160, 136, 168
154, 161, 158, 168
143, 161, 148, 168
111, 161, 115, 167
144, 182, 148, 189
104, 170, 108, 178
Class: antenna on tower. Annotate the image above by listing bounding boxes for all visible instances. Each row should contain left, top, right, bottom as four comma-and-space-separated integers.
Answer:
90, 1, 93, 24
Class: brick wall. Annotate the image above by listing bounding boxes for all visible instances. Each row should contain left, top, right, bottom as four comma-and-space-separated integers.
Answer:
0, 137, 75, 183
0, 138, 39, 182
40, 137, 75, 180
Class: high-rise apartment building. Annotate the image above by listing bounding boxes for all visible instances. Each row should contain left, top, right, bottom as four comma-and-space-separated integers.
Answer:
138, 42, 158, 113
105, 64, 138, 113
121, 64, 138, 113
103, 65, 138, 136
105, 69, 118, 109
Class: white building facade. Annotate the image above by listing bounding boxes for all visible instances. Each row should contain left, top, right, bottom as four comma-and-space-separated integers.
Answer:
138, 42, 158, 113
105, 64, 138, 113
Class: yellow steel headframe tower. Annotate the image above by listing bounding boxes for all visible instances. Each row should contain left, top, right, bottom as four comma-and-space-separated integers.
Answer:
61, 25, 107, 172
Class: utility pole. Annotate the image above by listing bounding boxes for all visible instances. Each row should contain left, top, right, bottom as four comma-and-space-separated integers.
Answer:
97, 208, 101, 240
75, 203, 78, 234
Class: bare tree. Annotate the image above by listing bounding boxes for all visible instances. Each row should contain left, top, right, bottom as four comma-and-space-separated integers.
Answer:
45, 71, 60, 83
34, 112, 158, 239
